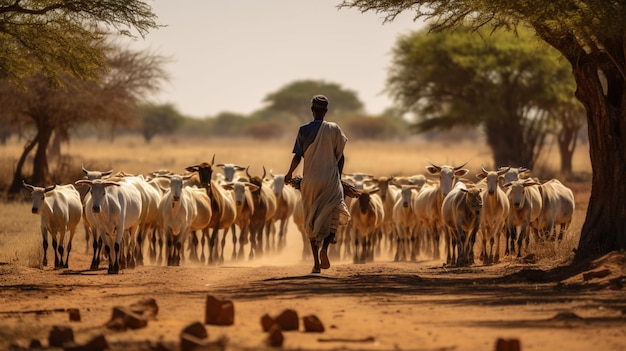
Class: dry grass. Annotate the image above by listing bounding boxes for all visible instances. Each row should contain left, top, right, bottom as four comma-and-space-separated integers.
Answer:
0, 135, 592, 266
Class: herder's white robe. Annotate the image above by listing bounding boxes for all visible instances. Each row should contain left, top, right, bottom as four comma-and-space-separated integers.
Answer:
300, 121, 351, 244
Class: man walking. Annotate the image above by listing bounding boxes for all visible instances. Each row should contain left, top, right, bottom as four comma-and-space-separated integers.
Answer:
285, 95, 350, 273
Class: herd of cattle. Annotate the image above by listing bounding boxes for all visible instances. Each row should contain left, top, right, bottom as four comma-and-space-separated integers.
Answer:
22, 159, 576, 274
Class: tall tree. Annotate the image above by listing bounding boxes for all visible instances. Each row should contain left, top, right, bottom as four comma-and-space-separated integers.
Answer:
388, 25, 578, 169
0, 45, 168, 195
262, 80, 364, 122
140, 103, 184, 143
340, 0, 626, 261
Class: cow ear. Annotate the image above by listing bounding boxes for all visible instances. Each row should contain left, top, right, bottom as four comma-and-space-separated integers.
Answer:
476, 173, 486, 180
425, 166, 439, 175
246, 183, 260, 192
454, 169, 469, 177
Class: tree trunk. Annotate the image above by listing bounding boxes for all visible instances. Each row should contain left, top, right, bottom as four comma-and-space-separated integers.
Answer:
7, 138, 38, 198
484, 117, 530, 168
557, 126, 577, 175
31, 126, 53, 186
573, 62, 626, 261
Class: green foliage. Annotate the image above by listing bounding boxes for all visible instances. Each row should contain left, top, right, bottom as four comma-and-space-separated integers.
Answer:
342, 113, 411, 140
262, 80, 364, 122
140, 103, 184, 142
0, 0, 159, 85
209, 112, 249, 137
386, 24, 579, 167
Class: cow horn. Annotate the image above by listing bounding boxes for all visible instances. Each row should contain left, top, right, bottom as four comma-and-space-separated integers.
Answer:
82, 163, 88, 174
246, 166, 252, 179
262, 166, 266, 179
427, 161, 441, 171
481, 164, 488, 174
270, 169, 275, 178
44, 184, 56, 193
22, 180, 34, 191
454, 161, 469, 171
211, 154, 215, 166
497, 166, 511, 176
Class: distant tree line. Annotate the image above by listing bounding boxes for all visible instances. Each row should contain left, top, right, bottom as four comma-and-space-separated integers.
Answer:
133, 80, 414, 142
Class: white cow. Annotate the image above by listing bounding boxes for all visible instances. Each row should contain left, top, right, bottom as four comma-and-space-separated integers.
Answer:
499, 166, 532, 186
23, 182, 82, 269
75, 179, 142, 274
158, 174, 212, 266
503, 179, 542, 257
392, 184, 421, 262
222, 181, 259, 260
372, 176, 401, 258
291, 190, 309, 260
536, 179, 575, 245
215, 163, 246, 182
76, 165, 113, 254
476, 166, 511, 264
118, 174, 163, 267
268, 171, 298, 253
413, 162, 469, 263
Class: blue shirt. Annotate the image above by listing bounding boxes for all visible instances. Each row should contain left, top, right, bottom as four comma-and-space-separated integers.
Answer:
292, 120, 322, 158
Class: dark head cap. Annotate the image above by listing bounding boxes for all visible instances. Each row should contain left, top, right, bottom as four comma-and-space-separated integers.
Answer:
311, 95, 329, 109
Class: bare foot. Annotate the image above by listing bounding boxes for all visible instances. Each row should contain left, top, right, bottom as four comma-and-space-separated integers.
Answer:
320, 250, 330, 269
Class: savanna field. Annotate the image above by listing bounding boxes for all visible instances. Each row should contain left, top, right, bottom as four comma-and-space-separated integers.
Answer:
2, 135, 625, 351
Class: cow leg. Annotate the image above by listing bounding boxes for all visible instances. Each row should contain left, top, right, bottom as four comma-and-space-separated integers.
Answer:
207, 227, 218, 265
394, 234, 402, 262
90, 236, 99, 270
111, 242, 120, 274
84, 224, 91, 254
230, 224, 238, 261
517, 225, 527, 258
41, 230, 49, 267
493, 230, 501, 263
410, 229, 419, 262
51, 237, 60, 269
353, 236, 360, 264
136, 228, 144, 267
219, 228, 228, 264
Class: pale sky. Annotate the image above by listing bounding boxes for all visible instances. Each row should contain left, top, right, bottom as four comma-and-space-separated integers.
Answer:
126, 1, 424, 118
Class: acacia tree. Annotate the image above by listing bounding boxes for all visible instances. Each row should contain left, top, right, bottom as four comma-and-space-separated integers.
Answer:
388, 25, 579, 169
0, 0, 158, 83
140, 103, 184, 143
340, 0, 626, 261
262, 80, 364, 123
0, 46, 168, 195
